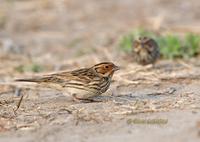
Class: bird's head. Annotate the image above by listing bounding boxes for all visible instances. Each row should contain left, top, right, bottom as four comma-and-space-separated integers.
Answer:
92, 62, 120, 78
133, 37, 158, 53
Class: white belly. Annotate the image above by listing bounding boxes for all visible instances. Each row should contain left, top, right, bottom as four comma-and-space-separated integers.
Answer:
39, 82, 100, 99
63, 87, 100, 99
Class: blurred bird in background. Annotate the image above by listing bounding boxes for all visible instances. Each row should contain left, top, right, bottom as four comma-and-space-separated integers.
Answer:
132, 37, 160, 66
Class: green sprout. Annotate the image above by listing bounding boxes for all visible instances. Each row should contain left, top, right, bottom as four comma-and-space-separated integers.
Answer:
15, 63, 44, 73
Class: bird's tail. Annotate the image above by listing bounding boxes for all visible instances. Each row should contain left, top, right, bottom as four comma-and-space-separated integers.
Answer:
15, 78, 42, 83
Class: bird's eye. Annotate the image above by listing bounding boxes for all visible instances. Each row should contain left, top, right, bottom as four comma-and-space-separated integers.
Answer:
148, 44, 152, 47
105, 65, 109, 69
148, 44, 154, 49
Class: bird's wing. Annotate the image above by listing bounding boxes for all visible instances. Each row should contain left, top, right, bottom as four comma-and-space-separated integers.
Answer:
15, 68, 95, 85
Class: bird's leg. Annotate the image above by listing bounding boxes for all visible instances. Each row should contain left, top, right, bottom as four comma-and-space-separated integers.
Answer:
72, 94, 102, 103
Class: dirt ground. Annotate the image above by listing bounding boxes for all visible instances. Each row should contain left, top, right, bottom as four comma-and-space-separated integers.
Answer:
1, 0, 200, 142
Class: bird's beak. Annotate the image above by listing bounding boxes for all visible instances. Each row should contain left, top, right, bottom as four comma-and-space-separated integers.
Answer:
141, 43, 145, 48
114, 65, 120, 71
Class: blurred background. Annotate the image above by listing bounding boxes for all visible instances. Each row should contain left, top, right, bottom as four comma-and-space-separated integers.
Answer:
0, 0, 200, 78
1, 1, 200, 141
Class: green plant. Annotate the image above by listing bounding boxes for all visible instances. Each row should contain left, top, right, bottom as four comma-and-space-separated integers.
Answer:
119, 33, 134, 53
119, 29, 200, 59
15, 63, 44, 73
183, 33, 200, 58
158, 34, 182, 59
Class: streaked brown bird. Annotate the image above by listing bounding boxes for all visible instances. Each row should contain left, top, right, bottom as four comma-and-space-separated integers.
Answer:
132, 37, 160, 65
15, 62, 119, 101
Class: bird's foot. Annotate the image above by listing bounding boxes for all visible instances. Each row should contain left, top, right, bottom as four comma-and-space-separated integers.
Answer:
72, 94, 102, 103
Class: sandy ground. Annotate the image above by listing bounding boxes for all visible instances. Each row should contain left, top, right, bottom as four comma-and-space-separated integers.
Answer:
1, 0, 200, 142
0, 61, 200, 142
